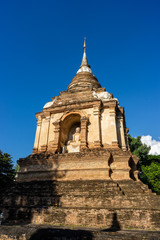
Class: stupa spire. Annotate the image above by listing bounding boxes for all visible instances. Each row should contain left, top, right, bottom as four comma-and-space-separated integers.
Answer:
67, 38, 101, 91
77, 38, 92, 74
80, 38, 89, 67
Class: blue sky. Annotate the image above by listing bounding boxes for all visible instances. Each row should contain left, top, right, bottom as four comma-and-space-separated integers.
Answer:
0, 0, 160, 164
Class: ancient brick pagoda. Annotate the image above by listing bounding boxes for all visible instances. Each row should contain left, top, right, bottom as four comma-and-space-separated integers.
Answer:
1, 40, 160, 230
18, 39, 136, 182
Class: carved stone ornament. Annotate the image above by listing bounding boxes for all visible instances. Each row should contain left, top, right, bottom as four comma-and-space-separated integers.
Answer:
93, 91, 119, 103
93, 91, 112, 100
43, 100, 55, 109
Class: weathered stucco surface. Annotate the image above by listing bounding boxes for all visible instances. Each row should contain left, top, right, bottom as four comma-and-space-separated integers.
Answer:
1, 41, 160, 234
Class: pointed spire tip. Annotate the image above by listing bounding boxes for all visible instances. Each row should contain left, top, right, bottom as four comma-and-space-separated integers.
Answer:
76, 37, 92, 74
83, 37, 86, 50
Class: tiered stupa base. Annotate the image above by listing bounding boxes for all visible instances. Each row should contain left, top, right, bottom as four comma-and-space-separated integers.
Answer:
1, 150, 160, 230
1, 180, 160, 230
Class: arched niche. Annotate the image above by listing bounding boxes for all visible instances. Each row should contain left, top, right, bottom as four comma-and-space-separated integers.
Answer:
60, 113, 81, 150
59, 111, 88, 153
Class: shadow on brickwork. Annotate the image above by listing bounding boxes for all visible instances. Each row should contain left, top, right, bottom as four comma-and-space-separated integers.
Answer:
0, 180, 62, 224
0, 153, 67, 224
102, 212, 121, 232
29, 228, 93, 240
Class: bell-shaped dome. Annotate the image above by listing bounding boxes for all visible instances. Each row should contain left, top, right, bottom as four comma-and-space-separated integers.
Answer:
68, 72, 101, 92
67, 39, 101, 92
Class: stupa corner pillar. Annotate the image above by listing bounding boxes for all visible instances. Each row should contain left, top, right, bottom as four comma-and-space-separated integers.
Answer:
109, 106, 119, 148
93, 103, 102, 148
49, 120, 61, 153
120, 116, 127, 151
125, 127, 130, 150
33, 115, 42, 154
80, 116, 88, 149
39, 113, 51, 152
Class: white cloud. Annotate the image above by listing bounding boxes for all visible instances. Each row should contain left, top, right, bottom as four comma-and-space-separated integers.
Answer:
141, 135, 160, 155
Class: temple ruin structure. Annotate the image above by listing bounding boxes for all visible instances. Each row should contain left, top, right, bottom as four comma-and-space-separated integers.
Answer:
17, 39, 137, 182
1, 40, 160, 230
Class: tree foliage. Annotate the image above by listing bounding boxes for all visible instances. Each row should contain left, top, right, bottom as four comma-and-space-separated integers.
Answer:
15, 163, 20, 172
128, 135, 160, 195
128, 135, 150, 168
141, 161, 160, 194
0, 150, 16, 190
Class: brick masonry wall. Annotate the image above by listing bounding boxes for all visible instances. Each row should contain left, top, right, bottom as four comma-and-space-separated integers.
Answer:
17, 149, 137, 182
1, 180, 160, 230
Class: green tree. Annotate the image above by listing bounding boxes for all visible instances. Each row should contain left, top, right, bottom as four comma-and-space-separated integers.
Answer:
15, 163, 20, 172
0, 150, 16, 190
128, 134, 150, 169
141, 162, 160, 194
147, 154, 160, 165
128, 135, 160, 195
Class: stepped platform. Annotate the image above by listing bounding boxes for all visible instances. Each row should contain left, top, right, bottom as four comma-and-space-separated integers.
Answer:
1, 180, 160, 230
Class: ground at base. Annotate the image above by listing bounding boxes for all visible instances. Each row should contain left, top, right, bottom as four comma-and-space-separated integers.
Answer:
0, 224, 160, 240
